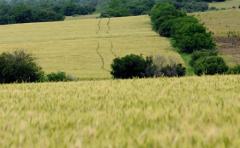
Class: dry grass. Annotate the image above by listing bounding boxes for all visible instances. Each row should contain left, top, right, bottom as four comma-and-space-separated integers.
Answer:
0, 75, 240, 147
0, 15, 182, 79
192, 9, 240, 36
192, 10, 240, 65
209, 0, 240, 9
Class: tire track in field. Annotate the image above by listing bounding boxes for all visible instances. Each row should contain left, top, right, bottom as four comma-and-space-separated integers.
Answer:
95, 19, 110, 72
96, 41, 110, 72
106, 17, 111, 34
106, 17, 117, 58
96, 19, 101, 34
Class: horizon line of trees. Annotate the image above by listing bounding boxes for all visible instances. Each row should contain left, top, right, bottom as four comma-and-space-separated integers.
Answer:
0, 0, 96, 24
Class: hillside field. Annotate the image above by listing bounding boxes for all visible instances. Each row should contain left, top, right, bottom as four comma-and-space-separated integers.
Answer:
193, 9, 240, 66
210, 0, 240, 9
0, 15, 183, 79
0, 75, 240, 147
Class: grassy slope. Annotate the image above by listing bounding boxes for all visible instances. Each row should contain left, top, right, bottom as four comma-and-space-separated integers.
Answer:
192, 9, 240, 66
0, 75, 240, 147
209, 0, 240, 9
192, 9, 240, 36
0, 15, 183, 79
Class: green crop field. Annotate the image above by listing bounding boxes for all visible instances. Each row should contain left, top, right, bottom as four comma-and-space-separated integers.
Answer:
0, 75, 240, 147
0, 15, 183, 79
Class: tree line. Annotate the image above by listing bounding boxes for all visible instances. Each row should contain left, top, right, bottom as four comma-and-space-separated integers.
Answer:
100, 0, 226, 17
0, 0, 96, 24
150, 2, 240, 76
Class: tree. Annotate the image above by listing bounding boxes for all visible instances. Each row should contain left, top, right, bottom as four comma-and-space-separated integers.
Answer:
150, 3, 186, 31
192, 56, 228, 75
0, 50, 44, 83
173, 22, 215, 53
111, 54, 148, 79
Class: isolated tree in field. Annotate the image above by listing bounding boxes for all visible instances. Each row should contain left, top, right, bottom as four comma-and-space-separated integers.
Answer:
111, 54, 147, 78
0, 50, 44, 83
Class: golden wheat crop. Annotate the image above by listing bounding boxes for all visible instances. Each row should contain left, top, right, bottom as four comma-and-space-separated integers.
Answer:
209, 0, 240, 9
0, 15, 182, 79
192, 9, 240, 36
0, 75, 239, 147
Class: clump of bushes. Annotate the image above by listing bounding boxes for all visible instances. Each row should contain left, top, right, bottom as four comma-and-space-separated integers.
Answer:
155, 64, 186, 77
149, 3, 231, 76
228, 65, 240, 74
47, 72, 77, 82
150, 3, 186, 31
111, 54, 186, 79
0, 50, 44, 83
190, 50, 228, 75
150, 3, 215, 53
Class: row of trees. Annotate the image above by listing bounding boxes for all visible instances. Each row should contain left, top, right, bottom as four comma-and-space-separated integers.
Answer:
0, 0, 96, 24
150, 3, 239, 76
100, 0, 225, 17
100, 0, 155, 17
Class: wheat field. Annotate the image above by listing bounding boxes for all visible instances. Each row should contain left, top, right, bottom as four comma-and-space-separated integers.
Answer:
0, 15, 182, 79
193, 9, 240, 36
209, 0, 240, 9
0, 75, 239, 147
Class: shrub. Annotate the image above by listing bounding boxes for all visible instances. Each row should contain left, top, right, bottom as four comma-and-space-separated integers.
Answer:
111, 54, 186, 78
157, 64, 186, 77
159, 16, 198, 37
192, 56, 228, 75
47, 72, 76, 82
111, 54, 149, 79
150, 3, 186, 31
190, 50, 218, 66
173, 22, 215, 53
228, 65, 240, 74
0, 50, 44, 83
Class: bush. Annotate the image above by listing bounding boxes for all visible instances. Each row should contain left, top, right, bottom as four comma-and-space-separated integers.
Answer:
173, 22, 215, 53
159, 16, 198, 37
150, 3, 186, 31
0, 50, 44, 83
228, 65, 240, 74
47, 71, 76, 82
111, 54, 149, 79
190, 50, 218, 66
192, 56, 228, 75
156, 64, 186, 77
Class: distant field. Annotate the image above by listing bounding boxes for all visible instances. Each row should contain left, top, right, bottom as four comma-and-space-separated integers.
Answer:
210, 0, 240, 9
193, 9, 240, 36
0, 16, 182, 79
0, 75, 240, 147
193, 10, 240, 66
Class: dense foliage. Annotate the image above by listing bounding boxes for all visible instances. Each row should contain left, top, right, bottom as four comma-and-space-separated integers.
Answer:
111, 54, 186, 79
100, 0, 215, 17
101, 0, 155, 17
111, 54, 150, 79
0, 0, 96, 24
149, 2, 232, 76
0, 50, 44, 83
47, 71, 76, 82
151, 3, 215, 53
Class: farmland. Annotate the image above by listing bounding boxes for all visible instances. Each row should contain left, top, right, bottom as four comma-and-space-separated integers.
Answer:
0, 15, 182, 79
0, 75, 240, 147
193, 9, 240, 66
209, 0, 240, 9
